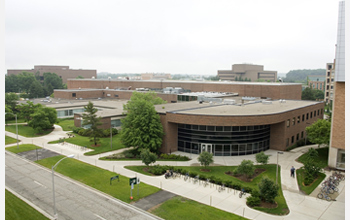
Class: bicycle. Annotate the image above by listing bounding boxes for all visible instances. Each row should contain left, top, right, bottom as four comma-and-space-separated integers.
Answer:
218, 184, 225, 192
317, 191, 332, 201
193, 175, 199, 184
203, 179, 210, 187
184, 172, 189, 181
239, 188, 246, 198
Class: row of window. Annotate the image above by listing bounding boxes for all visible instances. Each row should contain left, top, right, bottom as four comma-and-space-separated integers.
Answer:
286, 108, 323, 127
178, 124, 270, 132
286, 131, 305, 147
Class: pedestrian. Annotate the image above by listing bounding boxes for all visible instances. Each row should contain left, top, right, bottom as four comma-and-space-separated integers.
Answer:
290, 166, 295, 178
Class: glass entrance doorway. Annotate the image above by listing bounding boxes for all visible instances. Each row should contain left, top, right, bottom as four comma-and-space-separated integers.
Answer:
201, 143, 212, 153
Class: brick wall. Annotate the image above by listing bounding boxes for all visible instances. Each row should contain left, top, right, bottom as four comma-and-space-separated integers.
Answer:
330, 82, 345, 150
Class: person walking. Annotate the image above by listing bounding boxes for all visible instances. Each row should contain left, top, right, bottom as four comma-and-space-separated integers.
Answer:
290, 166, 295, 178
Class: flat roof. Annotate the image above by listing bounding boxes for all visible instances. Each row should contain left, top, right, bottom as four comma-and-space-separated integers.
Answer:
68, 78, 301, 86
155, 99, 322, 116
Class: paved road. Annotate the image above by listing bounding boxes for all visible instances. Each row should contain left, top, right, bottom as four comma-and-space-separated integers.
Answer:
5, 151, 161, 220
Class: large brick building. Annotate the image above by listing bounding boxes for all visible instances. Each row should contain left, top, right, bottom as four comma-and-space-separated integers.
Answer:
7, 65, 97, 83
217, 64, 277, 82
63, 79, 301, 100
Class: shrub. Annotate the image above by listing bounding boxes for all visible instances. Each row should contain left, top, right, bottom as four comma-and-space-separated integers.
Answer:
189, 172, 197, 178
246, 196, 261, 207
259, 177, 279, 203
255, 151, 270, 165
140, 148, 157, 166
224, 180, 233, 188
199, 174, 207, 181
72, 126, 84, 134
232, 183, 242, 190
78, 128, 90, 136
250, 189, 260, 198
236, 160, 255, 179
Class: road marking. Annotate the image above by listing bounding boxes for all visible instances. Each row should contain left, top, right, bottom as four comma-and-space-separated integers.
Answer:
94, 214, 107, 220
34, 181, 46, 188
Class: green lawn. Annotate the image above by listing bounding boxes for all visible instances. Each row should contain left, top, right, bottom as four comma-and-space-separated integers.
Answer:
296, 168, 326, 195
5, 124, 53, 137
5, 118, 27, 124
297, 147, 329, 168
56, 118, 74, 131
49, 133, 127, 155
126, 164, 289, 215
5, 189, 49, 220
151, 196, 248, 220
36, 155, 160, 203
6, 144, 42, 154
5, 135, 18, 145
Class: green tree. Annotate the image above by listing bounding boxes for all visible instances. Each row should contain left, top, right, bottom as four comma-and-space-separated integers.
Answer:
305, 119, 331, 147
28, 107, 57, 133
5, 105, 13, 125
121, 92, 165, 153
28, 80, 44, 98
258, 177, 279, 203
140, 148, 157, 166
43, 72, 64, 95
82, 101, 103, 146
314, 90, 325, 100
303, 148, 323, 185
236, 160, 255, 179
301, 87, 315, 100
18, 72, 36, 94
197, 151, 214, 168
255, 151, 270, 165
16, 101, 42, 122
5, 93, 19, 112
5, 74, 20, 93
76, 75, 84, 79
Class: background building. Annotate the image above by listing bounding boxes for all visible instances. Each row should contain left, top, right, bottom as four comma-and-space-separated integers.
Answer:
217, 64, 277, 82
7, 65, 97, 83
141, 73, 171, 80
324, 62, 335, 104
308, 75, 325, 91
328, 1, 345, 170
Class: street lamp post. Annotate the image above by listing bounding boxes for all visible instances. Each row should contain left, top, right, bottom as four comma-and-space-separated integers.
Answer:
6, 113, 19, 149
276, 152, 284, 185
110, 125, 112, 150
52, 154, 74, 219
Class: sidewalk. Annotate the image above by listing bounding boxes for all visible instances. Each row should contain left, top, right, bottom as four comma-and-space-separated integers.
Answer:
5, 125, 345, 220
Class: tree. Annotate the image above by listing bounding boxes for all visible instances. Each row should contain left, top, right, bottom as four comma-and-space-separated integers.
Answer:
255, 151, 270, 165
140, 148, 157, 166
314, 90, 325, 100
28, 107, 57, 133
305, 119, 331, 147
28, 80, 44, 98
16, 101, 42, 122
43, 72, 64, 95
5, 93, 19, 112
197, 151, 214, 168
17, 72, 36, 94
236, 160, 255, 179
76, 75, 85, 79
5, 74, 20, 93
303, 148, 322, 185
301, 87, 315, 100
258, 177, 279, 203
121, 92, 165, 153
5, 105, 13, 125
82, 101, 103, 146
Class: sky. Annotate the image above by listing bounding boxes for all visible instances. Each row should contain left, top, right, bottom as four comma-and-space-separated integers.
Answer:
4, 0, 343, 75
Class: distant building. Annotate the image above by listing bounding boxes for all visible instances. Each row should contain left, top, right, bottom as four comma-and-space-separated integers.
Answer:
217, 64, 277, 82
328, 1, 345, 170
324, 62, 335, 104
141, 73, 171, 80
308, 75, 325, 91
7, 65, 96, 83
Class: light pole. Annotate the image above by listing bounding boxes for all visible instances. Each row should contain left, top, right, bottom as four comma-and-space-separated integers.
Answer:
52, 154, 74, 219
110, 125, 113, 150
6, 112, 19, 149
276, 151, 283, 185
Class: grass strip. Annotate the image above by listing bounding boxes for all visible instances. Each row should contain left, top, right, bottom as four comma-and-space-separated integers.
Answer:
126, 164, 289, 215
56, 118, 74, 131
48, 134, 126, 155
35, 155, 160, 203
151, 196, 247, 220
5, 124, 52, 137
6, 144, 42, 154
297, 147, 329, 168
5, 189, 49, 220
5, 135, 18, 145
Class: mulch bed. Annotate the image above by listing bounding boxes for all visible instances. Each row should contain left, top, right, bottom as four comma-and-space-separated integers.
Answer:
225, 168, 266, 182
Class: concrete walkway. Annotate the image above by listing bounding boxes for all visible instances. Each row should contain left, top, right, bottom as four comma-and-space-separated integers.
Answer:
5, 125, 345, 220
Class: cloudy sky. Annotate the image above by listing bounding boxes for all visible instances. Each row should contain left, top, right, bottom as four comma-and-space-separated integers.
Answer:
5, 0, 343, 75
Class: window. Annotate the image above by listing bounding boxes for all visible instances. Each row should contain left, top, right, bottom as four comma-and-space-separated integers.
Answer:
291, 136, 294, 144
72, 93, 76, 97
286, 138, 289, 147
301, 131, 304, 138
296, 133, 299, 141
297, 116, 300, 123
114, 94, 119, 97
302, 114, 305, 122
292, 117, 295, 125
318, 110, 320, 115
306, 113, 309, 120
286, 119, 290, 127
310, 112, 313, 119
314, 111, 316, 117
